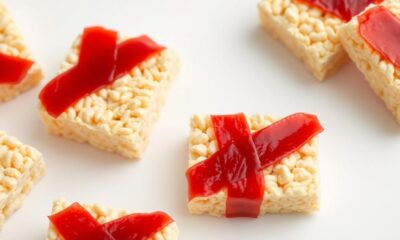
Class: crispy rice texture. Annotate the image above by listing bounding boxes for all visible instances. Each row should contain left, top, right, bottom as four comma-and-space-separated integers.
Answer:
39, 35, 180, 159
0, 131, 45, 227
258, 0, 348, 81
188, 114, 320, 217
339, 0, 400, 124
46, 199, 179, 240
0, 3, 43, 102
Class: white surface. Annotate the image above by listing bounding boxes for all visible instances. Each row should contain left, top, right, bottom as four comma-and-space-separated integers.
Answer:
0, 0, 400, 239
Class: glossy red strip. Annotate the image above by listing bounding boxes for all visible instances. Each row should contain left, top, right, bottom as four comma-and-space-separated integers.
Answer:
297, 0, 382, 22
253, 113, 324, 169
49, 203, 173, 240
115, 36, 165, 79
359, 6, 400, 69
186, 113, 324, 217
39, 26, 165, 118
211, 114, 264, 218
48, 203, 113, 240
0, 52, 33, 84
104, 212, 173, 240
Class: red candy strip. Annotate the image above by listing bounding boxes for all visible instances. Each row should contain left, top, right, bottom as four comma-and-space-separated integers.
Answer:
0, 52, 33, 84
104, 212, 173, 240
211, 114, 264, 218
49, 203, 113, 240
187, 113, 324, 217
253, 113, 324, 169
297, 0, 382, 22
115, 36, 165, 79
40, 26, 165, 118
359, 6, 400, 69
49, 203, 173, 240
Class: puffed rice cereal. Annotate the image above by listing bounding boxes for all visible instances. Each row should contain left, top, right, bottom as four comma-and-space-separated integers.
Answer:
0, 2, 43, 102
46, 199, 179, 240
188, 114, 320, 216
258, 0, 348, 81
338, 0, 400, 124
39, 33, 180, 159
0, 131, 45, 228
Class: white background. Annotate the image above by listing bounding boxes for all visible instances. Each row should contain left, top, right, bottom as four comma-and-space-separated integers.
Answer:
1, 0, 400, 239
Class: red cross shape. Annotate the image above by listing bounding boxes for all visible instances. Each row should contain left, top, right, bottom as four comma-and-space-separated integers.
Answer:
186, 113, 323, 218
0, 52, 33, 84
297, 0, 383, 21
49, 202, 173, 240
39, 26, 165, 118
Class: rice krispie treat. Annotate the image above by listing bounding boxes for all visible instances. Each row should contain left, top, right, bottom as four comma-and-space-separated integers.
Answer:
186, 113, 323, 217
39, 26, 180, 159
47, 199, 179, 240
0, 2, 43, 102
0, 131, 45, 227
339, 0, 400, 124
257, 0, 381, 81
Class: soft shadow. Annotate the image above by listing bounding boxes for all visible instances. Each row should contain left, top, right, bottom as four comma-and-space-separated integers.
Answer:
178, 211, 319, 239
327, 63, 400, 135
247, 26, 400, 134
246, 26, 316, 86
31, 117, 132, 165
169, 136, 189, 216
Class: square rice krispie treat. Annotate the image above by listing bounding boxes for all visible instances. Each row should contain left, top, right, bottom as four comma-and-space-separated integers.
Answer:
39, 28, 180, 159
0, 3, 43, 102
0, 131, 45, 227
339, 0, 400, 124
47, 199, 179, 240
187, 114, 321, 217
258, 0, 349, 81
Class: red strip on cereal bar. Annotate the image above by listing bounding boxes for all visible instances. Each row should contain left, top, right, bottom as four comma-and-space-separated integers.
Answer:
187, 113, 323, 217
338, 0, 400, 124
0, 3, 43, 102
257, 0, 379, 81
39, 26, 180, 159
0, 131, 45, 227
46, 199, 179, 240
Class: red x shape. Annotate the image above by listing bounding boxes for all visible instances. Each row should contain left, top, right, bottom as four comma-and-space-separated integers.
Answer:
49, 202, 173, 240
297, 0, 383, 21
186, 113, 323, 217
39, 26, 165, 118
0, 52, 33, 84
